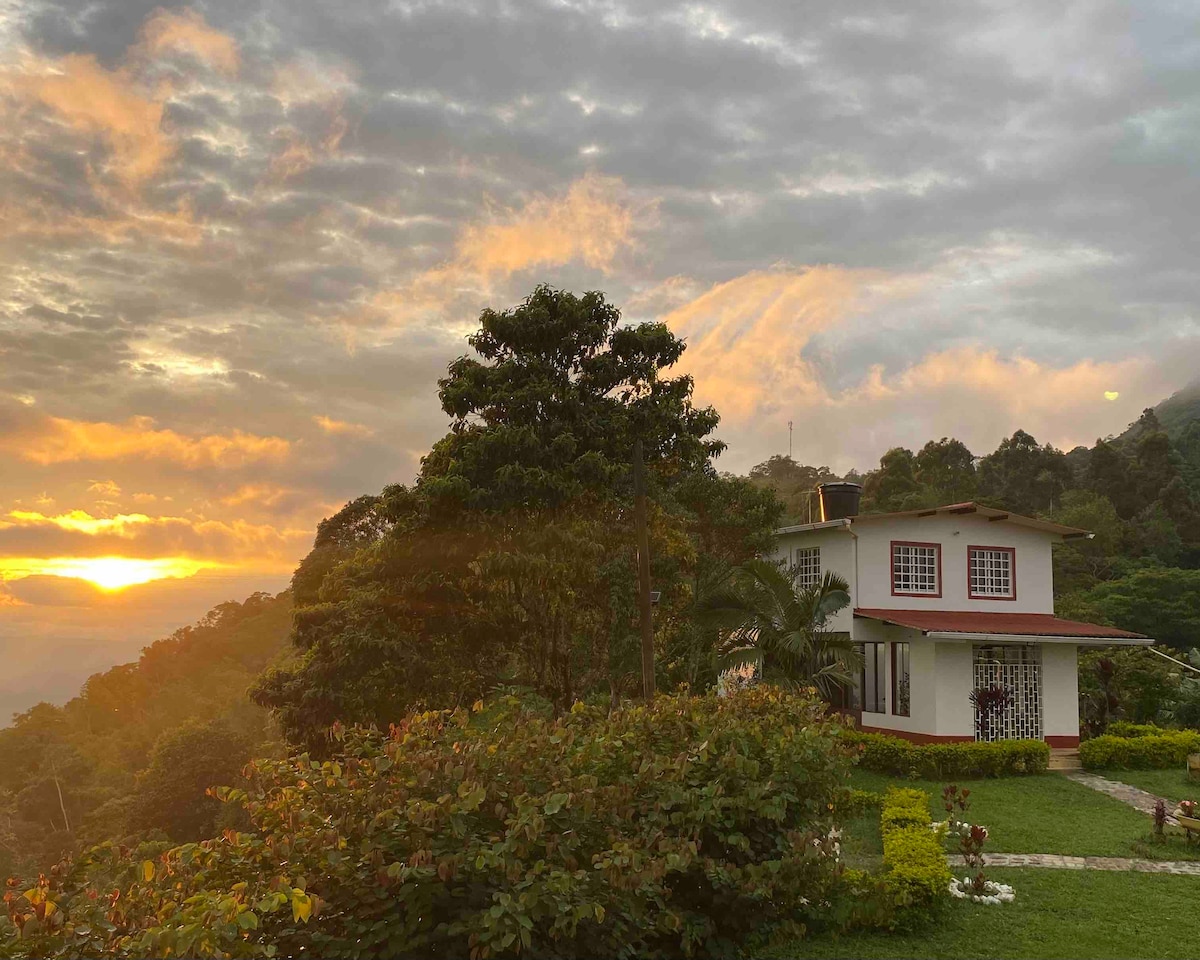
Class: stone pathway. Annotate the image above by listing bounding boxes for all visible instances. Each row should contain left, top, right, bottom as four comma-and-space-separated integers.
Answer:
1062, 770, 1179, 825
947, 853, 1200, 875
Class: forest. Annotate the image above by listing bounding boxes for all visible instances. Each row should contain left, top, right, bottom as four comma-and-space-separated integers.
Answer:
2, 288, 1200, 952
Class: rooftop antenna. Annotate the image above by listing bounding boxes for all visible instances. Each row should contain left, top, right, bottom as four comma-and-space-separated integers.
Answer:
788, 420, 793, 459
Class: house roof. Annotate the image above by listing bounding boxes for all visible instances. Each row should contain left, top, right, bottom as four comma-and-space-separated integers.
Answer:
776, 502, 1092, 539
854, 608, 1152, 643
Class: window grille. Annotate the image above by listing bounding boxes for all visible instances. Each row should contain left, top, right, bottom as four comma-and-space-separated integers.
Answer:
793, 546, 821, 588
892, 542, 939, 595
969, 547, 1015, 599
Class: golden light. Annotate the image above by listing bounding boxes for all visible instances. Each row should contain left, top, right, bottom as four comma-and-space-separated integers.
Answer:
1104, 391, 1120, 401
0, 556, 217, 591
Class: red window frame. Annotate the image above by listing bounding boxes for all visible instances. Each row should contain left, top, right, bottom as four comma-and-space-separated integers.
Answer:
890, 540, 942, 598
967, 544, 1017, 600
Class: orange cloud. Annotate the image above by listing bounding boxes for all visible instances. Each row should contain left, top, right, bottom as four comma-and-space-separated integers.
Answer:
1, 415, 291, 468
219, 483, 297, 508
16, 53, 172, 187
665, 266, 888, 420
267, 60, 354, 181
136, 8, 240, 75
313, 415, 374, 438
6, 510, 154, 536
455, 174, 638, 277
355, 174, 645, 332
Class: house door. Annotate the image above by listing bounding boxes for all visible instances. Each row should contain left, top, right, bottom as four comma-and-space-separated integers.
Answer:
972, 645, 1042, 741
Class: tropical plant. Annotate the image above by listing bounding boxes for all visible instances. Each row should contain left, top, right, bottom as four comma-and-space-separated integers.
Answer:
698, 560, 858, 700
969, 685, 1014, 743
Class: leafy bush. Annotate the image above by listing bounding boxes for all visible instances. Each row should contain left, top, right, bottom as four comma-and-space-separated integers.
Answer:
1079, 730, 1200, 769
1105, 721, 1166, 739
879, 788, 949, 914
2, 688, 862, 959
845, 732, 1049, 778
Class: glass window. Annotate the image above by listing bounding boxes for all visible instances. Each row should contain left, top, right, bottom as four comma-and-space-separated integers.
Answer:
793, 546, 821, 588
969, 546, 1015, 599
892, 542, 940, 596
892, 642, 910, 717
858, 642, 886, 714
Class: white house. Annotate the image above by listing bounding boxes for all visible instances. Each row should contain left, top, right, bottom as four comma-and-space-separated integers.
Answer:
771, 483, 1153, 747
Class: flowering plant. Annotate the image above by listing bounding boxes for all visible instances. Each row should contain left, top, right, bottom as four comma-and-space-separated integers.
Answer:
1175, 799, 1197, 819
940, 784, 1014, 905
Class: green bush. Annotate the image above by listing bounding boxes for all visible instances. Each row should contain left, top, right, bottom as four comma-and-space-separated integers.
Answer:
2, 688, 862, 959
845, 731, 1049, 778
1105, 721, 1166, 739
879, 788, 949, 913
1080, 730, 1200, 769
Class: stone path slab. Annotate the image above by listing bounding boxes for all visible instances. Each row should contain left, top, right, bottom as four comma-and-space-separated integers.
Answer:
947, 853, 1200, 875
1062, 770, 1179, 825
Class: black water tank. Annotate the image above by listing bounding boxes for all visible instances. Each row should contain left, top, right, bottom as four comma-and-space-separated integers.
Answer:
817, 482, 862, 521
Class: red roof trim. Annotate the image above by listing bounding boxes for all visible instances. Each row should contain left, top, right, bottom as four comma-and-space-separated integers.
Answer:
853, 608, 1148, 640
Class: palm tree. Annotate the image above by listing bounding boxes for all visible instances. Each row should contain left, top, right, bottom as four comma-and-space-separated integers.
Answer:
698, 558, 860, 700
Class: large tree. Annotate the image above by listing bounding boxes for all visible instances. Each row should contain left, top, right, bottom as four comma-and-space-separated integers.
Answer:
255, 287, 779, 749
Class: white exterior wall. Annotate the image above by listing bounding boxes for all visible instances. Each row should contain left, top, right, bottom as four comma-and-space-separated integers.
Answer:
851, 514, 1055, 614
933, 643, 976, 738
1041, 643, 1081, 741
851, 620, 938, 736
770, 526, 856, 632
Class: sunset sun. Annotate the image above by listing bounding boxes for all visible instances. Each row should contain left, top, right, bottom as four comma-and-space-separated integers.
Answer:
0, 556, 215, 591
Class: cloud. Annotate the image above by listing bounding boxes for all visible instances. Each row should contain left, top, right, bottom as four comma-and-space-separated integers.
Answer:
13, 52, 173, 186
135, 7, 240, 75
313, 415, 373, 438
664, 266, 899, 420
87, 479, 122, 497
357, 174, 646, 331
0, 414, 291, 468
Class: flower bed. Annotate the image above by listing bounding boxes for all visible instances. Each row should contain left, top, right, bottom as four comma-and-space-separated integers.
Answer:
845, 731, 1048, 778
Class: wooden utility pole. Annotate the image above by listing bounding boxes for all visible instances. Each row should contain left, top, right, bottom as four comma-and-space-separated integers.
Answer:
633, 438, 656, 700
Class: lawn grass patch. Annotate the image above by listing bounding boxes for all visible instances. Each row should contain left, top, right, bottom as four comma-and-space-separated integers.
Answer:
1095, 766, 1199, 806
848, 770, 1149, 857
766, 867, 1200, 959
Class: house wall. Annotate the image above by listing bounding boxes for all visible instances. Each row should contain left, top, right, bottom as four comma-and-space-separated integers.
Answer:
1041, 643, 1081, 746
851, 513, 1056, 614
770, 526, 856, 632
934, 642, 976, 738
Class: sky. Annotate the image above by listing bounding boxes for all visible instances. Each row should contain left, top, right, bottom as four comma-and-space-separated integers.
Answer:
1, 0, 1198, 717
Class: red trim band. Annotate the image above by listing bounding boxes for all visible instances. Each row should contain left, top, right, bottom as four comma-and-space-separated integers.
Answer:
1045, 735, 1080, 748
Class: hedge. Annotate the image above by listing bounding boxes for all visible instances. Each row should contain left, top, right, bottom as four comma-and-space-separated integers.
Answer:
879, 788, 949, 911
1080, 730, 1200, 769
1105, 721, 1166, 739
845, 731, 1049, 778
2, 688, 860, 960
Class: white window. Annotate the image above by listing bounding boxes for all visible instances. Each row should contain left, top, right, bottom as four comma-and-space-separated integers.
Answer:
892, 542, 940, 596
969, 546, 1015, 599
792, 546, 821, 588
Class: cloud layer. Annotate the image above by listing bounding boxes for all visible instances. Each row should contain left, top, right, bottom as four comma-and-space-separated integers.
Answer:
1, 0, 1198, 713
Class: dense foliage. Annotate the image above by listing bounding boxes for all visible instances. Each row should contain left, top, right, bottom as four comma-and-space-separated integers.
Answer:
878, 788, 950, 913
2, 689, 868, 959
1079, 730, 1200, 770
254, 287, 781, 750
846, 732, 1049, 779
0, 593, 291, 878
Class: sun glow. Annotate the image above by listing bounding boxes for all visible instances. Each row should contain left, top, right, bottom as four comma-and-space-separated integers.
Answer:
0, 556, 216, 591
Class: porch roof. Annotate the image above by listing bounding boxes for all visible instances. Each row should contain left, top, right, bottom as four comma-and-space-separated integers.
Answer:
853, 608, 1153, 645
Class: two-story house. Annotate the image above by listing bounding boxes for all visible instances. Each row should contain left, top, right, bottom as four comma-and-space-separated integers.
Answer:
771, 483, 1154, 747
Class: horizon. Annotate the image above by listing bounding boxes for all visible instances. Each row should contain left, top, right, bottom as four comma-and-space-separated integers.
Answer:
3, 1, 1200, 717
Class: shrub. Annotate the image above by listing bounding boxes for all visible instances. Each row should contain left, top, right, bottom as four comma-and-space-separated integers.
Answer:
2, 688, 860, 960
845, 731, 1048, 778
879, 788, 949, 914
1079, 730, 1200, 769
1105, 721, 1166, 739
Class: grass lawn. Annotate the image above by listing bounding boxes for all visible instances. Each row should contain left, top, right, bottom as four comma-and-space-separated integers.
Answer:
765, 867, 1200, 959
848, 769, 1151, 857
1094, 767, 1200, 806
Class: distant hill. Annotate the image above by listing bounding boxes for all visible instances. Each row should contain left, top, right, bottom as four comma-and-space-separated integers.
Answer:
1154, 381, 1200, 438
0, 590, 293, 876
